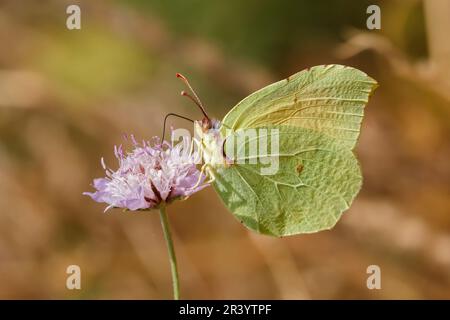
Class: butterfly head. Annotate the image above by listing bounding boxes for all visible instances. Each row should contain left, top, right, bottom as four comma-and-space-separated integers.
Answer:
199, 117, 220, 132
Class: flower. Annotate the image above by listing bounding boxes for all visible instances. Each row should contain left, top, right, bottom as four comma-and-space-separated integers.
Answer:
84, 134, 208, 211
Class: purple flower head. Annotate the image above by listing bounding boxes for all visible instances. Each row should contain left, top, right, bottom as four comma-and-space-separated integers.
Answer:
84, 133, 208, 211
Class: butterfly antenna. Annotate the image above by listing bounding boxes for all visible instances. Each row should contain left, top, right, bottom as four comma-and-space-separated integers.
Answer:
176, 73, 210, 121
162, 112, 194, 141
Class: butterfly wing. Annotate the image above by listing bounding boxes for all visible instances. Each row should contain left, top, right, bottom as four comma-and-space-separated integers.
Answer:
212, 125, 362, 236
221, 64, 377, 149
212, 65, 376, 236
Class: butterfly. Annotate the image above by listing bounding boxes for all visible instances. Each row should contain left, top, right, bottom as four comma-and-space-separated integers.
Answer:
171, 65, 377, 237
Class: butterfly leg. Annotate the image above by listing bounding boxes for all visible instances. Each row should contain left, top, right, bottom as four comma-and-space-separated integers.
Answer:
191, 163, 208, 190
204, 165, 216, 184
191, 163, 216, 190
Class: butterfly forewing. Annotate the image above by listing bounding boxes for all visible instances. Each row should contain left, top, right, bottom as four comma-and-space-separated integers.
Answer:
221, 64, 378, 150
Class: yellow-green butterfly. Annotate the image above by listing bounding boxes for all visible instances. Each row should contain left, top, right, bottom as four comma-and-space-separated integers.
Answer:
174, 64, 377, 237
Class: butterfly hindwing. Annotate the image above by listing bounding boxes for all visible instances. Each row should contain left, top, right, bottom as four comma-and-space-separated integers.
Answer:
212, 126, 362, 236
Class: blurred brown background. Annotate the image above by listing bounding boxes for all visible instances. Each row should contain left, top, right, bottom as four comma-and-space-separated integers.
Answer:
0, 0, 449, 299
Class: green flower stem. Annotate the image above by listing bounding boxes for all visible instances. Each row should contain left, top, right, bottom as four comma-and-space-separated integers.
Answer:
159, 205, 180, 300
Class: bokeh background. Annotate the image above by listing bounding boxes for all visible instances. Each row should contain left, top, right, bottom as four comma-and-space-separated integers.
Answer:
0, 0, 449, 299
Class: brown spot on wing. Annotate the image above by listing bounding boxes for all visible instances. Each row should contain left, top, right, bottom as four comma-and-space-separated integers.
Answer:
296, 164, 303, 174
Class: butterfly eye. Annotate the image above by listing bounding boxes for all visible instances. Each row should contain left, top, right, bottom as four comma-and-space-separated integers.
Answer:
201, 118, 212, 131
